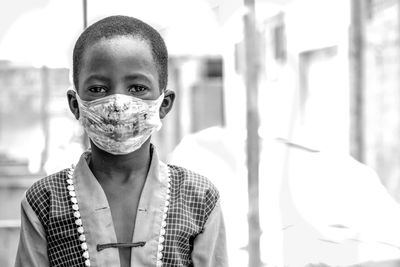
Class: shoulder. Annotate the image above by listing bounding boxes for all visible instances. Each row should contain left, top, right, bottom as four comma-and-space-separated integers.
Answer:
25, 169, 70, 224
26, 169, 69, 203
167, 164, 220, 213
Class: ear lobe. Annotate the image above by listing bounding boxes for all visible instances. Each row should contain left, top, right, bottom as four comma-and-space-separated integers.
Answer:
159, 90, 175, 119
67, 89, 80, 120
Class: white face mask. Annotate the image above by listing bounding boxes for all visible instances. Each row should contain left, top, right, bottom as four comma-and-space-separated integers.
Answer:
75, 92, 164, 155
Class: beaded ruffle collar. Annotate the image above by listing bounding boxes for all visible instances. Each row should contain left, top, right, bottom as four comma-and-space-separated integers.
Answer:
156, 162, 171, 267
66, 165, 91, 266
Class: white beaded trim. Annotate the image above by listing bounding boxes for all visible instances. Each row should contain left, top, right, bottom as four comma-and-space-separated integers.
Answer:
156, 164, 171, 267
67, 165, 91, 267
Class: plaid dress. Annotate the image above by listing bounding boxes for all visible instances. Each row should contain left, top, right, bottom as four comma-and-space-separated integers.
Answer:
18, 150, 223, 267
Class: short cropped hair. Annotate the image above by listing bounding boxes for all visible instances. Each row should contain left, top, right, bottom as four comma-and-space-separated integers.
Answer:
73, 15, 168, 91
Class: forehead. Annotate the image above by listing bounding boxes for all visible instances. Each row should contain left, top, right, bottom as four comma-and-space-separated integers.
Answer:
79, 36, 159, 83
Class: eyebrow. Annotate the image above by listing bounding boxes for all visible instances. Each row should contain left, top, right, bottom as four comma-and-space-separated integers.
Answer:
82, 72, 157, 87
124, 73, 154, 83
84, 74, 111, 84
124, 73, 158, 88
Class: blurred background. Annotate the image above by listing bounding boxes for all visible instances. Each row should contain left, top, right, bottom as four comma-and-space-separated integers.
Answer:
1, 0, 400, 266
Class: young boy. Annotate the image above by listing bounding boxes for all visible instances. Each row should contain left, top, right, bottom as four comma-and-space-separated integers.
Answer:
15, 15, 227, 267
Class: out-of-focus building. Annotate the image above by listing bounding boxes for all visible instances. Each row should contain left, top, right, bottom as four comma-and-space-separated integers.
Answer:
363, 0, 400, 203
213, 0, 400, 203
169, 0, 400, 266
0, 60, 77, 267
0, 61, 81, 172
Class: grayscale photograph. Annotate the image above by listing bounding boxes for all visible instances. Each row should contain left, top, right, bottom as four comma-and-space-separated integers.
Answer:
0, 0, 399, 267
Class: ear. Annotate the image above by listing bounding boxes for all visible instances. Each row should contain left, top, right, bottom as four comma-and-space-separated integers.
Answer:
67, 89, 80, 120
159, 90, 175, 119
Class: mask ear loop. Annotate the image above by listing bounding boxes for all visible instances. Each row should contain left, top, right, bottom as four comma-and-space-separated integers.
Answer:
68, 87, 101, 130
68, 87, 83, 104
69, 88, 100, 109
67, 87, 92, 153
151, 92, 165, 110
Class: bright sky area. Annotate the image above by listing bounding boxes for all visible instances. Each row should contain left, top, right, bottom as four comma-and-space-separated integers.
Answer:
0, 0, 49, 44
0, 0, 225, 68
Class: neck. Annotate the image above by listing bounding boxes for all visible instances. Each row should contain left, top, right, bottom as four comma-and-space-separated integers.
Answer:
88, 139, 152, 184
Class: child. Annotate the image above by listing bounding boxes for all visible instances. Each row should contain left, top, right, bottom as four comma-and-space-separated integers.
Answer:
15, 15, 227, 267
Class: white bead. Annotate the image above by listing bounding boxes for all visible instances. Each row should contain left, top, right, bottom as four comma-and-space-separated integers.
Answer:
165, 200, 170, 206
157, 251, 163, 260
158, 243, 164, 251
163, 213, 167, 220
71, 197, 78, 204
74, 211, 81, 218
67, 185, 75, 191
77, 227, 84, 234
85, 260, 91, 266
165, 194, 170, 200
79, 234, 86, 242
161, 220, 167, 228
156, 260, 163, 267
67, 179, 73, 185
81, 242, 88, 250
83, 250, 89, 259
75, 219, 82, 226
72, 204, 79, 211
69, 191, 76, 197
106, 124, 114, 131
164, 206, 169, 213
159, 236, 165, 243
160, 228, 166, 235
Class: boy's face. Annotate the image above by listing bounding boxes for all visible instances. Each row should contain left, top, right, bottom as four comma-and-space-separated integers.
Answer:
68, 36, 174, 120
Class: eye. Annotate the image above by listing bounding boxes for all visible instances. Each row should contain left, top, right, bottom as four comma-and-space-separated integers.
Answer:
128, 85, 148, 94
88, 86, 107, 93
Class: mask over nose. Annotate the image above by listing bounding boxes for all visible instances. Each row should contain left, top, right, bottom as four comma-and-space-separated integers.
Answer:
75, 92, 164, 155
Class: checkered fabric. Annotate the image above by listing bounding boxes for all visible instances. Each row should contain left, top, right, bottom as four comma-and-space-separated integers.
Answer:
162, 165, 220, 266
26, 170, 85, 267
25, 164, 219, 267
